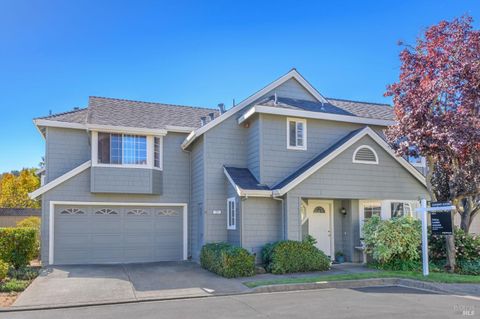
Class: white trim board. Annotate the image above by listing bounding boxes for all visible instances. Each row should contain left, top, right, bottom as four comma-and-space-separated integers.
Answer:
181, 69, 327, 149
238, 105, 395, 127
29, 160, 92, 199
48, 201, 188, 265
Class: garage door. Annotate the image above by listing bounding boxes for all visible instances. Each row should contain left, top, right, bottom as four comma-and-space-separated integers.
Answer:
53, 205, 185, 265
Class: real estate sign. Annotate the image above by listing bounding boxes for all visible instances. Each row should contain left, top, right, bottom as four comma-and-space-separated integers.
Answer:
430, 211, 453, 235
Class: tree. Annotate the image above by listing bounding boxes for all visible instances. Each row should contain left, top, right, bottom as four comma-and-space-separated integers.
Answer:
0, 168, 40, 208
385, 16, 480, 272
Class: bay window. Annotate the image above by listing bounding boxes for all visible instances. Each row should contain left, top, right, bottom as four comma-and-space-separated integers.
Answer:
95, 132, 162, 169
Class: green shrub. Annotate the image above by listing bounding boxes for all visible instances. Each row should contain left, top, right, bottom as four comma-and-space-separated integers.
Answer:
8, 266, 39, 281
0, 261, 8, 281
429, 227, 480, 262
363, 216, 421, 264
0, 279, 30, 292
200, 243, 255, 278
16, 217, 41, 258
0, 227, 37, 269
457, 259, 480, 276
370, 259, 440, 272
263, 238, 331, 274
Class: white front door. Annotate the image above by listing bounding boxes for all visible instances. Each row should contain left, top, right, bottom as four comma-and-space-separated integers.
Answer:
307, 200, 333, 257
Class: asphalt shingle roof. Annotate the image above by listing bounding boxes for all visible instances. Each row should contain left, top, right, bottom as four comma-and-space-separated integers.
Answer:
38, 96, 219, 130
224, 166, 270, 191
257, 96, 394, 121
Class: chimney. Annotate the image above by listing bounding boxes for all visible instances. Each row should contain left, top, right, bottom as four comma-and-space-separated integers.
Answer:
200, 116, 207, 126
218, 103, 225, 114
73, 107, 80, 111
208, 112, 215, 121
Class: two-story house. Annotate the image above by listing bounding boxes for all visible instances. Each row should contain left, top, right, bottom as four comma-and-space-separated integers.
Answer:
30, 69, 429, 266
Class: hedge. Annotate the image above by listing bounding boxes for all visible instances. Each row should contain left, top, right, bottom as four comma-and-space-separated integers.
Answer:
262, 237, 331, 274
17, 217, 41, 258
0, 227, 37, 269
0, 261, 8, 281
200, 243, 255, 278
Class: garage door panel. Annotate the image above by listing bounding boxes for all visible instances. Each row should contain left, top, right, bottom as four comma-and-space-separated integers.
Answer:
54, 204, 184, 264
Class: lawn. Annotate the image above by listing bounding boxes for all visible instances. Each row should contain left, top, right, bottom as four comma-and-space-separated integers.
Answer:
243, 271, 480, 288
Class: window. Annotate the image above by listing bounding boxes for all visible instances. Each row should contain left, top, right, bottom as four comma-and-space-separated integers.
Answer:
390, 202, 412, 218
154, 137, 161, 168
227, 197, 236, 230
97, 133, 147, 166
353, 145, 379, 164
287, 118, 307, 150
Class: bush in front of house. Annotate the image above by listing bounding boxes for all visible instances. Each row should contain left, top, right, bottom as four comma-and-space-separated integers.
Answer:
16, 217, 41, 258
0, 227, 37, 269
0, 260, 8, 281
363, 216, 421, 266
457, 259, 480, 276
429, 227, 480, 262
200, 243, 255, 278
262, 236, 331, 274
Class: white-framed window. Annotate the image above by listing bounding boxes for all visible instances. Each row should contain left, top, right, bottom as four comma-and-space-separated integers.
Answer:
227, 197, 236, 230
93, 132, 163, 170
352, 145, 379, 164
359, 201, 382, 237
287, 118, 307, 150
154, 137, 162, 169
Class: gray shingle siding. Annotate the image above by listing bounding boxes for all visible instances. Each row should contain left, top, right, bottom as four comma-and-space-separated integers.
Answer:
246, 115, 261, 181
45, 127, 91, 182
242, 197, 282, 260
259, 114, 385, 186
40, 131, 191, 265
203, 116, 248, 243
190, 135, 204, 259
91, 167, 162, 194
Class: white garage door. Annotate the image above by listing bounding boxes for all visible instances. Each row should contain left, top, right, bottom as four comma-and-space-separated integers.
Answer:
53, 204, 185, 265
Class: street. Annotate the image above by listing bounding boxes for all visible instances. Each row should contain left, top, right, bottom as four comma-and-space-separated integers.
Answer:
3, 286, 479, 319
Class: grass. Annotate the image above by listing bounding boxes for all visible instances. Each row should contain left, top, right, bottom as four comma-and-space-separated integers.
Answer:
243, 271, 480, 288
0, 279, 31, 292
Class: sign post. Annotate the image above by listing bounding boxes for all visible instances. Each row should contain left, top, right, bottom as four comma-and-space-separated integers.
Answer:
416, 200, 456, 276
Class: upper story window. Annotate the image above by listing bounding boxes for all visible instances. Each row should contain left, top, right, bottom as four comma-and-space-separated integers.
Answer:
287, 118, 307, 150
352, 145, 378, 164
94, 132, 163, 169
98, 133, 147, 165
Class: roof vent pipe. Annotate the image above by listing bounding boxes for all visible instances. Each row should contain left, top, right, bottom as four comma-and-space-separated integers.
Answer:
208, 112, 215, 121
200, 116, 207, 126
218, 103, 226, 114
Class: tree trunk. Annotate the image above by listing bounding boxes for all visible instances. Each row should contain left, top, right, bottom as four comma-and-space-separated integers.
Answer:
445, 235, 456, 273
460, 198, 472, 233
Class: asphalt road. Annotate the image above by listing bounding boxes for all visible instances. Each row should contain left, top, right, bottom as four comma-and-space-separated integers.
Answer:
3, 286, 479, 319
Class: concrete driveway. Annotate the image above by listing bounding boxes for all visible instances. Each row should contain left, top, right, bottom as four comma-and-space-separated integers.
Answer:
13, 262, 249, 308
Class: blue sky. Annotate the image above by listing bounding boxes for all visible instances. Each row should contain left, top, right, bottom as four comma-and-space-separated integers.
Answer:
0, 0, 479, 172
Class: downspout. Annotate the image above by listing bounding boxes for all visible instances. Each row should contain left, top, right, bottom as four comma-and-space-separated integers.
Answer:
183, 146, 192, 259
273, 196, 285, 240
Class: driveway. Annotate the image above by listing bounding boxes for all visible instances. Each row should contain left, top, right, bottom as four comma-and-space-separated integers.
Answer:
13, 262, 249, 308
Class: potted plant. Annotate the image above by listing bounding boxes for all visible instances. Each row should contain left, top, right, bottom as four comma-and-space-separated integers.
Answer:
335, 251, 345, 264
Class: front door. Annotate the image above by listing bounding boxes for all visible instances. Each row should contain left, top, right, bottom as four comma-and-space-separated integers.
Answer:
307, 200, 333, 258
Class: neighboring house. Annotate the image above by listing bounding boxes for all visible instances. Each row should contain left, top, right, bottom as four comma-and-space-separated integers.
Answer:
30, 69, 431, 266
0, 208, 41, 227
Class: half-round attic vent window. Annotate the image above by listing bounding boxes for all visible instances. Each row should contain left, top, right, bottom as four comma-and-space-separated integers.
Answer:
353, 145, 378, 164
313, 206, 326, 214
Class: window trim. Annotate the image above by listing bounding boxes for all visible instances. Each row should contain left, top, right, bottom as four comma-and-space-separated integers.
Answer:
286, 117, 307, 150
352, 145, 379, 165
91, 131, 163, 170
227, 197, 236, 230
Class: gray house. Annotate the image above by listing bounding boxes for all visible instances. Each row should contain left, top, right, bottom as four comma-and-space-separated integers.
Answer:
30, 69, 428, 266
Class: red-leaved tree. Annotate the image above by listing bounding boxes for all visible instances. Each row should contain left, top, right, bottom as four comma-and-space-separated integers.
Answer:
385, 16, 480, 272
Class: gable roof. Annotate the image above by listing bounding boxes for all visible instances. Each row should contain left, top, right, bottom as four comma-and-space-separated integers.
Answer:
224, 127, 426, 198
181, 69, 328, 149
255, 96, 394, 121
